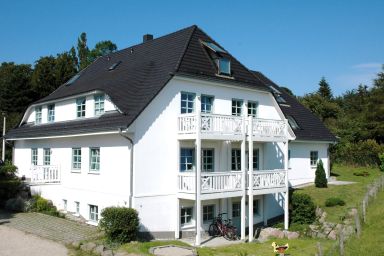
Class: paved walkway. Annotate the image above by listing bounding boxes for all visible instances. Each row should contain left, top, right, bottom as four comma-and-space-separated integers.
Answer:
0, 225, 67, 256
0, 210, 99, 244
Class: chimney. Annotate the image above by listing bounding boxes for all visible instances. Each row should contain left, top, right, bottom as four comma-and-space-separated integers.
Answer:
143, 34, 153, 43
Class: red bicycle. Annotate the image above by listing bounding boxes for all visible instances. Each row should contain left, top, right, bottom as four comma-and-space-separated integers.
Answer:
208, 213, 238, 240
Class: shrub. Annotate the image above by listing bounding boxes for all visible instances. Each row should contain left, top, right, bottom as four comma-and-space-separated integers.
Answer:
28, 195, 63, 217
5, 197, 25, 212
379, 153, 384, 172
325, 197, 346, 207
99, 207, 140, 243
315, 159, 328, 188
291, 193, 316, 224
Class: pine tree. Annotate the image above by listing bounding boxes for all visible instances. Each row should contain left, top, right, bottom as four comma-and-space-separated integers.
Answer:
77, 32, 90, 70
315, 159, 328, 188
318, 77, 333, 100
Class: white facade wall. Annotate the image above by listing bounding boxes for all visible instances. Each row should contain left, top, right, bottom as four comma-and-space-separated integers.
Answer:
288, 141, 330, 186
13, 134, 131, 222
26, 93, 117, 124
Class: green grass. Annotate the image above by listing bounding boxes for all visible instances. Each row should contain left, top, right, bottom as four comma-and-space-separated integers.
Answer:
295, 164, 381, 223
344, 189, 384, 256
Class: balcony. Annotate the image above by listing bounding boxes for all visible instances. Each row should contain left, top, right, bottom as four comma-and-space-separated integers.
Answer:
178, 169, 287, 199
178, 113, 288, 141
30, 165, 61, 184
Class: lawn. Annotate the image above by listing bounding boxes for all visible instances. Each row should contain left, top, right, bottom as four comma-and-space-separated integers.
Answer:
294, 164, 381, 223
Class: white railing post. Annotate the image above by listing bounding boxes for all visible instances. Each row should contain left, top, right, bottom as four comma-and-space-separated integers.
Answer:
248, 115, 254, 242
195, 96, 202, 246
241, 111, 247, 241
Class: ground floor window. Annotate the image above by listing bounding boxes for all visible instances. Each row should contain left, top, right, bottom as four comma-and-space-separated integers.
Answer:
253, 199, 260, 215
43, 148, 51, 165
31, 148, 38, 165
90, 148, 100, 171
310, 151, 318, 167
75, 201, 80, 215
232, 202, 241, 217
181, 207, 193, 225
203, 205, 215, 222
89, 205, 99, 222
63, 199, 67, 211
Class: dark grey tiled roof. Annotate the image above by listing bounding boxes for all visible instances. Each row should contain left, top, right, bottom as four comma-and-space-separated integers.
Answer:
7, 25, 269, 139
252, 71, 336, 142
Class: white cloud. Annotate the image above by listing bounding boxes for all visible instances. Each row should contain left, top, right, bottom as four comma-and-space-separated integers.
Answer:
352, 62, 382, 70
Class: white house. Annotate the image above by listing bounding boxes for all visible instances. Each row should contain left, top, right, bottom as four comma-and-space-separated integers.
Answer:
6, 25, 335, 245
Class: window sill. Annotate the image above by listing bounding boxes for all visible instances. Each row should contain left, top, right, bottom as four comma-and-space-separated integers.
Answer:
71, 170, 81, 173
86, 220, 98, 226
88, 171, 100, 175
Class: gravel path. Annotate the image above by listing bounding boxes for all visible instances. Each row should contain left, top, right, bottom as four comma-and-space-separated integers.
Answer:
0, 225, 67, 256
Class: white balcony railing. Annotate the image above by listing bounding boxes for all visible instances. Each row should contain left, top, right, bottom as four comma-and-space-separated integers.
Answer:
178, 169, 287, 194
178, 113, 287, 139
30, 165, 61, 184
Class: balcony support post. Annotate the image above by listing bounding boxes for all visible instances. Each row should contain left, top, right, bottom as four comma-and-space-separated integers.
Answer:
240, 115, 246, 241
284, 140, 289, 230
175, 197, 180, 239
248, 116, 254, 242
195, 96, 202, 246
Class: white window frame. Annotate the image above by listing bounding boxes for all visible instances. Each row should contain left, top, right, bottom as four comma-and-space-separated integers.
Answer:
75, 201, 80, 215
217, 57, 231, 75
63, 199, 67, 211
203, 205, 215, 222
89, 148, 100, 172
89, 204, 98, 222
202, 148, 214, 172
43, 148, 51, 165
94, 95, 105, 116
201, 95, 214, 113
310, 151, 319, 167
181, 92, 195, 114
180, 148, 194, 172
35, 106, 42, 124
232, 202, 241, 218
72, 148, 82, 171
47, 104, 55, 122
232, 99, 243, 116
248, 101, 258, 117
31, 148, 38, 165
231, 149, 241, 171
253, 148, 259, 170
181, 207, 193, 226
76, 97, 86, 118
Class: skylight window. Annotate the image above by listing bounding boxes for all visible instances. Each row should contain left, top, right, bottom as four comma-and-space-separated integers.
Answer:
108, 61, 122, 71
268, 85, 286, 103
217, 58, 231, 75
65, 73, 81, 86
202, 41, 227, 53
287, 115, 300, 130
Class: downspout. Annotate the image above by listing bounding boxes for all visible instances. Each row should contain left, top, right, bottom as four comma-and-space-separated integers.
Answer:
118, 128, 134, 208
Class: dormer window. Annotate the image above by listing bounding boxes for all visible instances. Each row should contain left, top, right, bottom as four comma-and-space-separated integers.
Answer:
35, 106, 42, 124
217, 58, 231, 76
76, 98, 86, 118
287, 115, 300, 130
94, 95, 105, 116
47, 104, 55, 122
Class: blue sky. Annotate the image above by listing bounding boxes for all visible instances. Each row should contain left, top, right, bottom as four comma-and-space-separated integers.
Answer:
0, 0, 383, 96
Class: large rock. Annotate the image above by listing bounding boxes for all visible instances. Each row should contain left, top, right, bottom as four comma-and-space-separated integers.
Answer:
258, 227, 284, 241
94, 245, 106, 255
80, 242, 97, 252
316, 207, 324, 218
286, 231, 300, 239
328, 230, 338, 240
101, 250, 114, 256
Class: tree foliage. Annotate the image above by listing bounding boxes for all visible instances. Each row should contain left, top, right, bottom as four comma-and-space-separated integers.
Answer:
318, 77, 333, 100
314, 159, 327, 188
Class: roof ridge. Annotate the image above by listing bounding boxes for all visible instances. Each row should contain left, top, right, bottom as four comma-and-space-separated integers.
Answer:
174, 25, 197, 73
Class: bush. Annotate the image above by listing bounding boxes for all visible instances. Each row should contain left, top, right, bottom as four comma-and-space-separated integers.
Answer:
0, 162, 21, 206
5, 197, 25, 212
28, 195, 63, 217
325, 197, 346, 207
379, 153, 384, 172
100, 207, 139, 243
291, 193, 316, 224
315, 159, 328, 188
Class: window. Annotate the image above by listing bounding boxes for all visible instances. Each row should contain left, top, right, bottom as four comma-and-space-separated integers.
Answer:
217, 58, 231, 75
310, 151, 318, 167
202, 149, 214, 172
31, 148, 38, 165
180, 148, 194, 172
232, 202, 241, 218
89, 205, 99, 222
181, 92, 195, 114
288, 149, 291, 169
76, 98, 86, 118
202, 41, 227, 53
63, 199, 67, 211
75, 201, 80, 215
253, 149, 260, 170
43, 148, 51, 165
108, 61, 122, 71
201, 95, 214, 113
287, 115, 300, 130
231, 149, 241, 171
203, 205, 215, 222
72, 148, 82, 170
232, 99, 243, 116
35, 106, 42, 124
94, 95, 105, 116
90, 148, 100, 171
248, 101, 258, 117
181, 207, 193, 225
47, 104, 55, 122
253, 199, 260, 215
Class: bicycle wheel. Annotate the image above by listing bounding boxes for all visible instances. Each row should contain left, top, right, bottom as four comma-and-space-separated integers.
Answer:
224, 227, 238, 240
208, 224, 219, 236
